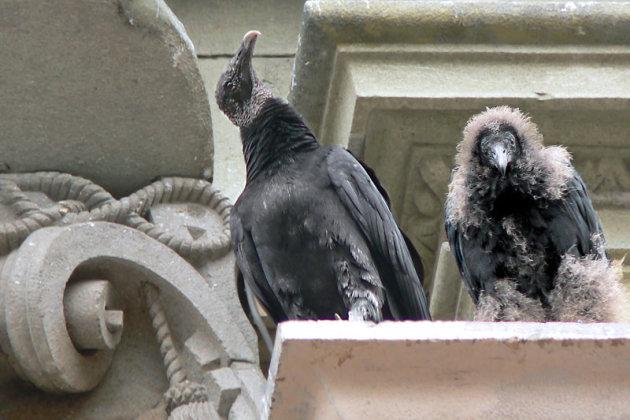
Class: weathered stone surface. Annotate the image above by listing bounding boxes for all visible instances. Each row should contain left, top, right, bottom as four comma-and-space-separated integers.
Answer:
229, 394, 258, 420
165, 0, 304, 55
206, 367, 242, 417
291, 0, 630, 136
195, 252, 260, 361
290, 0, 630, 319
148, 202, 228, 246
64, 279, 124, 351
598, 209, 630, 303
182, 330, 221, 372
231, 361, 268, 416
0, 0, 213, 197
267, 321, 630, 419
429, 242, 474, 320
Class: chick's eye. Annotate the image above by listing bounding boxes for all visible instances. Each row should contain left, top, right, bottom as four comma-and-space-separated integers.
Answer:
506, 133, 516, 147
226, 81, 234, 89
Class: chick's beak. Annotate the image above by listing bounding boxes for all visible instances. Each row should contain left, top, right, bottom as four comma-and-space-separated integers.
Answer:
492, 143, 510, 176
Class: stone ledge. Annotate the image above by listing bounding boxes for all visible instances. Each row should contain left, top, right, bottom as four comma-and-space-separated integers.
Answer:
266, 320, 630, 419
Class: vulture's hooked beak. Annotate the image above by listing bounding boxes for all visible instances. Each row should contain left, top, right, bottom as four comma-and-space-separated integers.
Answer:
232, 30, 260, 77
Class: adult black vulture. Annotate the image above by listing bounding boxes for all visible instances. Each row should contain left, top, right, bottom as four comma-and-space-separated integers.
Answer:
216, 31, 431, 323
445, 106, 627, 322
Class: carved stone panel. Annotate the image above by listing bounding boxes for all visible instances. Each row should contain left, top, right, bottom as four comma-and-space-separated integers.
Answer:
0, 174, 264, 419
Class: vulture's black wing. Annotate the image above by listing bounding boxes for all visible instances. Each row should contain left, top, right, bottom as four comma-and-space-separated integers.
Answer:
327, 147, 431, 320
231, 211, 289, 322
353, 153, 425, 286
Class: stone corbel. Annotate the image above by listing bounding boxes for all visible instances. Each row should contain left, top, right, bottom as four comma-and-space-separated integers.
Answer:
0, 173, 264, 419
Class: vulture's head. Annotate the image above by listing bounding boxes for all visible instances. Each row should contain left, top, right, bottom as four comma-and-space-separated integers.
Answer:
459, 106, 544, 178
215, 30, 272, 127
477, 125, 523, 176
448, 106, 574, 226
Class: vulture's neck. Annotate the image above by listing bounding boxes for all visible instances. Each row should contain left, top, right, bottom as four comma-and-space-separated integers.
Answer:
240, 98, 320, 183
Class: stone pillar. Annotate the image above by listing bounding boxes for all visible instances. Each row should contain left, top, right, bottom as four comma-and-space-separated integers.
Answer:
289, 0, 630, 319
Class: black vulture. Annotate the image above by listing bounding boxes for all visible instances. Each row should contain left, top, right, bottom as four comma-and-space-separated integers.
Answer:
215, 31, 430, 323
445, 106, 627, 322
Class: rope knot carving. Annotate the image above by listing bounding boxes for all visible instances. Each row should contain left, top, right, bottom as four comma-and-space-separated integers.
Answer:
0, 172, 232, 261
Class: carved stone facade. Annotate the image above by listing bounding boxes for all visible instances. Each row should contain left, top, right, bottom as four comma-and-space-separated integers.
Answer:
0, 1, 265, 418
0, 179, 266, 418
289, 0, 630, 320
4, 0, 630, 418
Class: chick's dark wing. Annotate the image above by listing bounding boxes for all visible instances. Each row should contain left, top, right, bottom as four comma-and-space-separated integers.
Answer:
444, 218, 493, 304
544, 173, 605, 258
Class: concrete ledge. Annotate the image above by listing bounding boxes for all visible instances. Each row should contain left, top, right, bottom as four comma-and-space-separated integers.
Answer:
266, 321, 630, 419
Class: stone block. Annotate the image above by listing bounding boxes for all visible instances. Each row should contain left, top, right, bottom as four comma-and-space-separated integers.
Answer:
266, 320, 630, 419
290, 0, 630, 319
183, 330, 221, 373
206, 367, 242, 418
0, 0, 213, 197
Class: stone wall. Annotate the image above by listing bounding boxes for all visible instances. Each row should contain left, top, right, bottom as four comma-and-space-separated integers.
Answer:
0, 0, 213, 197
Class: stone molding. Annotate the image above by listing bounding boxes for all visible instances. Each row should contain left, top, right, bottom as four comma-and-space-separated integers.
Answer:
291, 0, 630, 137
